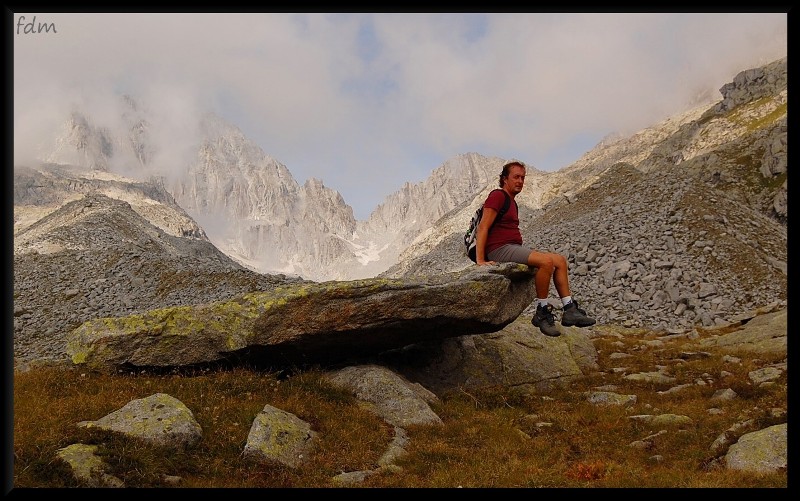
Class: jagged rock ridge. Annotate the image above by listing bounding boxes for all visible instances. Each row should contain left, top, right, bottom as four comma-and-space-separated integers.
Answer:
27, 57, 786, 285
39, 105, 527, 281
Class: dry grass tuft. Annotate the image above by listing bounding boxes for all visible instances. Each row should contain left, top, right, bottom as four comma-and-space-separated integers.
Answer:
12, 326, 787, 488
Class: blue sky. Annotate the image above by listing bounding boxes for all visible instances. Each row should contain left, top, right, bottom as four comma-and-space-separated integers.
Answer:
13, 12, 787, 220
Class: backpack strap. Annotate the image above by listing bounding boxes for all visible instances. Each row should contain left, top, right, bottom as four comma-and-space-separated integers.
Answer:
491, 189, 513, 227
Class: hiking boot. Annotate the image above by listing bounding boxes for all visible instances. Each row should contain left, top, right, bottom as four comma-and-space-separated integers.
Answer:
532, 304, 561, 337
561, 300, 596, 327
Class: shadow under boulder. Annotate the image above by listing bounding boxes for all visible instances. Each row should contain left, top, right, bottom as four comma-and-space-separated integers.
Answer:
381, 316, 600, 396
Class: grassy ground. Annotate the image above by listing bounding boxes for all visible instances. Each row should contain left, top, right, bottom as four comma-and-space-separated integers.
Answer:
11, 326, 787, 488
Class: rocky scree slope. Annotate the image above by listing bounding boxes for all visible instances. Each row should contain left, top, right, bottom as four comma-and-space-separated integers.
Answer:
13, 193, 308, 370
382, 58, 787, 332
14, 163, 208, 240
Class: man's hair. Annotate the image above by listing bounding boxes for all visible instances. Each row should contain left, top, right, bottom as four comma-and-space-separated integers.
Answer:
498, 161, 526, 187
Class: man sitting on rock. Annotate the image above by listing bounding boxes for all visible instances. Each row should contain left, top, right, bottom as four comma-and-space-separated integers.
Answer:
474, 161, 596, 337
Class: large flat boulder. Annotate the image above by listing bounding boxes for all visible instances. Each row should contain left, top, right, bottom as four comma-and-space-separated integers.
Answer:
693, 308, 786, 357
67, 263, 537, 371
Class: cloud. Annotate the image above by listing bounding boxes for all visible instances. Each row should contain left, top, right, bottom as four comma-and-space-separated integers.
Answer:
13, 12, 787, 219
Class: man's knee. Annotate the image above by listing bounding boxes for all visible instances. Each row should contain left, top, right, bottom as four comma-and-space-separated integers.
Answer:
529, 252, 555, 270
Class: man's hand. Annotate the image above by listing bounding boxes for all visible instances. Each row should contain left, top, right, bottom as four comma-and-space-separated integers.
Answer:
476, 260, 496, 266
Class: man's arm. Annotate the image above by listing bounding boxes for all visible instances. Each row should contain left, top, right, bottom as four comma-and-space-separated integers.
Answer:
475, 207, 497, 265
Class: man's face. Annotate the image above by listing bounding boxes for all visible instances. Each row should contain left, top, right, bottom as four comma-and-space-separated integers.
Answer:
505, 166, 526, 194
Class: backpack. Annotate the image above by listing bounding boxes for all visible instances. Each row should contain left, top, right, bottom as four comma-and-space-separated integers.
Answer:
464, 189, 512, 263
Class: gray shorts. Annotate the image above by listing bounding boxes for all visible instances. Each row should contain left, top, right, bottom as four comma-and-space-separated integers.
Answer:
487, 244, 531, 265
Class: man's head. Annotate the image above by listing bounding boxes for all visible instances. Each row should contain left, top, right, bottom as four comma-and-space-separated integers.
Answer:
499, 161, 526, 194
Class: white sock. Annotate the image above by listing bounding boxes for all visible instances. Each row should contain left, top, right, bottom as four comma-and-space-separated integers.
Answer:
537, 298, 549, 309
561, 296, 573, 307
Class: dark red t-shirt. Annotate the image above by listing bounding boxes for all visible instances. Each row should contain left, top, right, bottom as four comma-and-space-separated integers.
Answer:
484, 189, 522, 254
